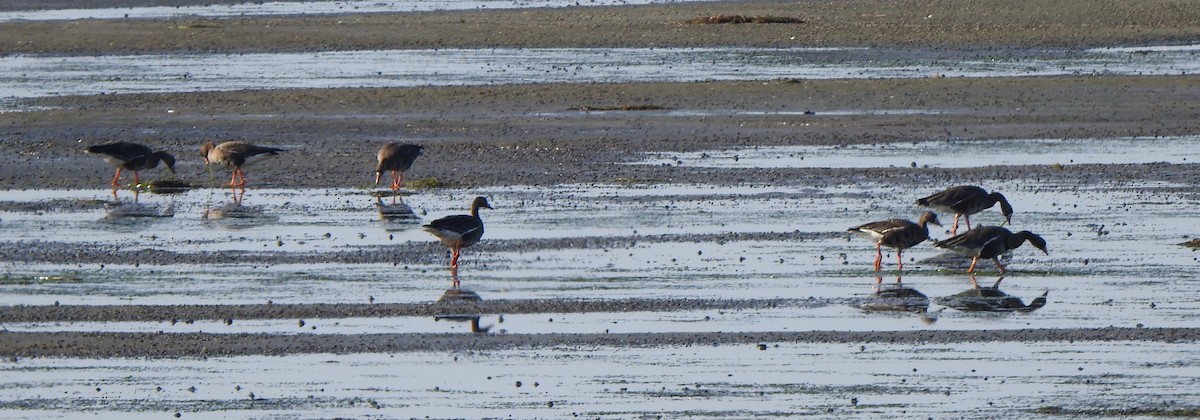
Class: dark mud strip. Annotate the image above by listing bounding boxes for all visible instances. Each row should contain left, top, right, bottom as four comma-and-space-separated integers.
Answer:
0, 298, 817, 323
1, 327, 1195, 358
0, 231, 836, 265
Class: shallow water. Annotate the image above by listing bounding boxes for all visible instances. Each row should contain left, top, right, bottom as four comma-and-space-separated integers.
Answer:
1, 341, 1195, 418
2, 178, 1199, 325
637, 135, 1200, 168
0, 0, 689, 22
3, 45, 1198, 99
2, 23, 1199, 414
2, 171, 1198, 417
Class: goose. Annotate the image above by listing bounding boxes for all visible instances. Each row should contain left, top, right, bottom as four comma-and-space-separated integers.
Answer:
916, 185, 1013, 235
848, 211, 941, 271
85, 142, 176, 187
934, 226, 1048, 273
423, 196, 493, 286
201, 140, 284, 188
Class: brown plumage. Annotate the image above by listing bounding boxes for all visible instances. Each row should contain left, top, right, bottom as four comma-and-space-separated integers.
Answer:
201, 141, 284, 188
375, 143, 424, 191
916, 185, 1014, 235
848, 211, 942, 271
423, 196, 493, 287
85, 142, 176, 187
934, 226, 1049, 273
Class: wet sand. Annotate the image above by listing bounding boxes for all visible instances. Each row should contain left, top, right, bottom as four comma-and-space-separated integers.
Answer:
5, 77, 1200, 191
2, 0, 1200, 360
4, 327, 1196, 358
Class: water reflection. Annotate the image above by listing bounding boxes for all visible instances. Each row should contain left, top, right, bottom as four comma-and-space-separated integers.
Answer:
200, 201, 277, 230
851, 275, 933, 320
433, 314, 492, 334
435, 287, 490, 334
374, 193, 419, 222
935, 275, 1049, 312
103, 192, 175, 220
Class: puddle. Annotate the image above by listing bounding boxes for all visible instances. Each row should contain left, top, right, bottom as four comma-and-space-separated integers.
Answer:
3, 141, 1199, 416
0, 0, 693, 22
0, 341, 1194, 418
1, 178, 1198, 329
636, 135, 1200, 168
3, 46, 1199, 99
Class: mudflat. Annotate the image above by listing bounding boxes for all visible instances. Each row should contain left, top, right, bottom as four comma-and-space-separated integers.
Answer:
1, 0, 1199, 360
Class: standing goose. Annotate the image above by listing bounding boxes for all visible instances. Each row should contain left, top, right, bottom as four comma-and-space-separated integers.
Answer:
201, 141, 284, 188
916, 185, 1014, 235
423, 196, 493, 286
375, 143, 424, 191
85, 142, 176, 187
848, 211, 942, 271
934, 226, 1048, 274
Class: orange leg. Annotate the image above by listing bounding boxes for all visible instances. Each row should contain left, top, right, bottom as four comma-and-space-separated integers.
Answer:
132, 171, 142, 186
110, 168, 124, 187
951, 214, 962, 235
992, 257, 1008, 273
390, 170, 404, 191
229, 167, 247, 189
895, 249, 904, 271
450, 244, 462, 269
963, 214, 972, 231
873, 243, 883, 271
450, 265, 461, 289
967, 257, 980, 273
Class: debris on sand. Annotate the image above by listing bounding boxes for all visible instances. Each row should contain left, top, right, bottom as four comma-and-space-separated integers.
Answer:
684, 15, 804, 24
571, 105, 667, 111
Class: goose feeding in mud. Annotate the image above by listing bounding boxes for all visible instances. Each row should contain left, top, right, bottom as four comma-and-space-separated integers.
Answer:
375, 142, 424, 191
848, 211, 941, 272
934, 225, 1048, 273
201, 140, 284, 189
423, 196, 493, 287
916, 185, 1014, 235
85, 141, 176, 187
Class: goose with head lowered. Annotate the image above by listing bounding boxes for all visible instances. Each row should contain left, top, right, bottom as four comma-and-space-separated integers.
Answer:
916, 185, 1013, 235
201, 140, 285, 189
934, 225, 1048, 274
848, 211, 942, 272
85, 141, 176, 188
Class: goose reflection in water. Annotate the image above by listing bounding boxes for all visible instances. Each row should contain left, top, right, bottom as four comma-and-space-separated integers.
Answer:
104, 192, 175, 220
435, 287, 492, 334
434, 314, 493, 334
935, 274, 1048, 313
201, 201, 277, 230
851, 275, 936, 323
374, 194, 419, 222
